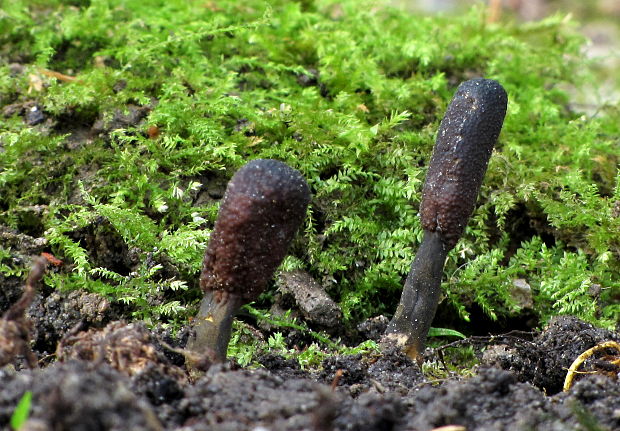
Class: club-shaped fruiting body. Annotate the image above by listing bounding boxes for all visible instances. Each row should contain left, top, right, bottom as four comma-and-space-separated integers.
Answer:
384, 78, 507, 360
421, 78, 508, 250
187, 159, 310, 368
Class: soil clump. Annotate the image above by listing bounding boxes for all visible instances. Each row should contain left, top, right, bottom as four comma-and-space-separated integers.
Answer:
1, 276, 618, 431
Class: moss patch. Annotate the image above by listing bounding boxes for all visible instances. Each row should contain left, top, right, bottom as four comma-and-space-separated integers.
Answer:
0, 0, 618, 335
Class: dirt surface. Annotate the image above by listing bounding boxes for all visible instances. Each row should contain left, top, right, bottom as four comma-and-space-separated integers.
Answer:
1, 250, 619, 431
0, 317, 618, 431
2, 1, 619, 429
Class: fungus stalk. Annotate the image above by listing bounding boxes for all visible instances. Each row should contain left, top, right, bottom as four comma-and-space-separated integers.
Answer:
186, 159, 310, 369
384, 78, 508, 360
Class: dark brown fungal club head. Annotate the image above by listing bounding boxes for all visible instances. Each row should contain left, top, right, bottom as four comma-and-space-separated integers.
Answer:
200, 158, 311, 302
420, 78, 507, 250
187, 159, 310, 368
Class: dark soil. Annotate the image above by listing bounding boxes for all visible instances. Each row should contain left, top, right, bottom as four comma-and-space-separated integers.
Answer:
2, 2, 619, 429
1, 240, 619, 431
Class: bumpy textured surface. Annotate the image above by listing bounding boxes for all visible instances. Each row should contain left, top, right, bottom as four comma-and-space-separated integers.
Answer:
0, 361, 162, 431
200, 159, 310, 301
420, 78, 507, 249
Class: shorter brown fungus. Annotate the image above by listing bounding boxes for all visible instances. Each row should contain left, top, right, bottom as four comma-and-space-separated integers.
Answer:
384, 78, 508, 360
186, 159, 310, 369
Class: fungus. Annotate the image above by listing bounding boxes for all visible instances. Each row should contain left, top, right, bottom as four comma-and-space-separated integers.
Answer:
186, 159, 310, 368
384, 78, 508, 360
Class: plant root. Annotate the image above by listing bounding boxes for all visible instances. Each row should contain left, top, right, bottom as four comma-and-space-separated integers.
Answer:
563, 340, 620, 392
0, 256, 48, 368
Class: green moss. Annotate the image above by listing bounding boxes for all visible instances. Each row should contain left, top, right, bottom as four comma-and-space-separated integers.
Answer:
0, 0, 618, 331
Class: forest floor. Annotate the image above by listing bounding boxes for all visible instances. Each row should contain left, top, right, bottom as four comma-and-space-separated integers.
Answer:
1, 1, 620, 430
0, 239, 619, 430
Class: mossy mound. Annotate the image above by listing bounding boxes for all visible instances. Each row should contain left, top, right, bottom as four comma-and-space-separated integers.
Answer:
0, 0, 618, 343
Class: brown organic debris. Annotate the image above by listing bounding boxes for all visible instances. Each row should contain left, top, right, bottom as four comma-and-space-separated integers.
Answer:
278, 270, 343, 328
0, 256, 48, 368
57, 321, 186, 381
37, 68, 80, 83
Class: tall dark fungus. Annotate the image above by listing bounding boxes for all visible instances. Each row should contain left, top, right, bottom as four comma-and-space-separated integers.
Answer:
187, 159, 310, 369
384, 79, 508, 360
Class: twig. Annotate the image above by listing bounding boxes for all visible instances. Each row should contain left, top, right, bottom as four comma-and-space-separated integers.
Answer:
37, 68, 80, 83
330, 369, 344, 391
433, 330, 537, 354
563, 341, 620, 392
487, 0, 502, 24
0, 256, 48, 368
